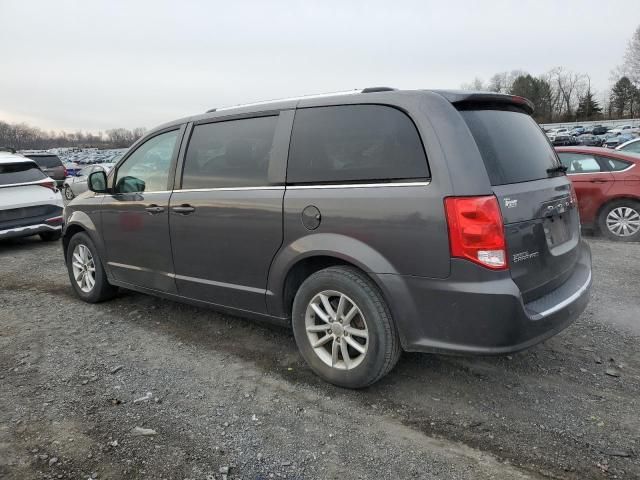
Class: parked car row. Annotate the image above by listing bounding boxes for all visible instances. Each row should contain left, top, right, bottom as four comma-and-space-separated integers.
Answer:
545, 124, 639, 149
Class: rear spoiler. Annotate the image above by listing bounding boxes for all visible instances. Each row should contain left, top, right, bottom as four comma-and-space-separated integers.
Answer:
431, 90, 535, 115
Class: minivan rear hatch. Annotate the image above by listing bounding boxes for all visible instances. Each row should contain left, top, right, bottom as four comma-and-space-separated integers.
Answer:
458, 101, 580, 302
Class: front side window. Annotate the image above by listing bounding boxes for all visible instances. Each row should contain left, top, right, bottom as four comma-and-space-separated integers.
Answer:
287, 105, 429, 184
114, 130, 179, 193
558, 153, 601, 173
182, 116, 278, 189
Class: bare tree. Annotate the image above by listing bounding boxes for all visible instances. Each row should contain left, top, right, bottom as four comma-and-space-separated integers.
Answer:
547, 67, 585, 119
623, 25, 640, 85
460, 77, 485, 91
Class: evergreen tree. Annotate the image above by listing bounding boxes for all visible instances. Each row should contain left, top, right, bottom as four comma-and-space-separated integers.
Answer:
576, 90, 602, 120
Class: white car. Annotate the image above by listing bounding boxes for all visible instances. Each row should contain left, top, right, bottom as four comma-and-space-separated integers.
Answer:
610, 125, 634, 135
63, 163, 114, 200
0, 151, 64, 241
616, 137, 640, 154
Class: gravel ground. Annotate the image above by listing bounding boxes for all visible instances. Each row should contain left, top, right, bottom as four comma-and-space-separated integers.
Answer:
0, 236, 638, 480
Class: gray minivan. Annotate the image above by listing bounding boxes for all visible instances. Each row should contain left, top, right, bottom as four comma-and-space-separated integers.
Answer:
62, 88, 592, 388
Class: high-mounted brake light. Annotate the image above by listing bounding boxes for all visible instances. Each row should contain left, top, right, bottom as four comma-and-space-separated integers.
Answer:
444, 195, 507, 270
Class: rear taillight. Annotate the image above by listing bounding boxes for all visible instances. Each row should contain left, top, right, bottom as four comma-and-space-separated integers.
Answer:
63, 167, 68, 177
569, 182, 579, 206
39, 180, 57, 191
444, 195, 507, 270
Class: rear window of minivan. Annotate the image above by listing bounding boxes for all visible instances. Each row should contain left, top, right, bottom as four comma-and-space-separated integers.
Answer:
460, 109, 560, 186
0, 162, 47, 185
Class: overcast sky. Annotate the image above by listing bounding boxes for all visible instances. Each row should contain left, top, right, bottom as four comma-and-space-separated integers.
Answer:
1, 0, 638, 132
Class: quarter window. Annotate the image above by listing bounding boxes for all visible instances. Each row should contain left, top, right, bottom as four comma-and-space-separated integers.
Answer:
114, 130, 179, 193
557, 153, 601, 173
602, 157, 632, 171
182, 116, 278, 189
287, 105, 429, 184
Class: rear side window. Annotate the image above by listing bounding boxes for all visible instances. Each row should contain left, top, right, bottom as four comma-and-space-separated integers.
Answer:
182, 116, 278, 189
26, 155, 62, 168
557, 153, 601, 173
287, 105, 428, 184
0, 162, 47, 185
460, 109, 560, 186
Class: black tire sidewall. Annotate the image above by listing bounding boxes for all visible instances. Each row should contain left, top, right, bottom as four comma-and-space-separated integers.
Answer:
64, 187, 75, 200
292, 269, 392, 388
599, 200, 640, 242
66, 232, 111, 302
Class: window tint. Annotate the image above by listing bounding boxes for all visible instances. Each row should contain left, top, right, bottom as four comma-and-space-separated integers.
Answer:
114, 130, 179, 193
557, 153, 601, 173
0, 162, 47, 185
182, 116, 278, 189
287, 105, 428, 184
26, 155, 62, 168
460, 109, 560, 186
602, 157, 632, 171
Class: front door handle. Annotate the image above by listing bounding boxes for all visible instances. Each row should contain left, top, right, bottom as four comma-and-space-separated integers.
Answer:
172, 204, 196, 215
145, 205, 165, 214
589, 179, 608, 183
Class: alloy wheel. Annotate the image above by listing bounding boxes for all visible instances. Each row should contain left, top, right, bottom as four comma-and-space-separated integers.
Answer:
606, 206, 640, 237
71, 244, 96, 293
305, 290, 369, 370
64, 186, 75, 200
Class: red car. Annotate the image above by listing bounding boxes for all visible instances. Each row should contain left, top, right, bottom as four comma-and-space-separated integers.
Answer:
555, 146, 640, 241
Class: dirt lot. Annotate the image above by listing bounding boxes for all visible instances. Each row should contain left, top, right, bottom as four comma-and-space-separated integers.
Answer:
0, 236, 638, 480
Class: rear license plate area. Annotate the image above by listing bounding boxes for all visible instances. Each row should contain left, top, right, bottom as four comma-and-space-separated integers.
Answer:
544, 215, 571, 246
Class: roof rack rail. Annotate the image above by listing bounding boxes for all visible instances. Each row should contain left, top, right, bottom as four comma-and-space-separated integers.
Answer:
361, 86, 397, 93
205, 89, 362, 114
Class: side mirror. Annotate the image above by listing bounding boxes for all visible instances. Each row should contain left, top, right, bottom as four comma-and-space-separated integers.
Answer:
88, 170, 108, 193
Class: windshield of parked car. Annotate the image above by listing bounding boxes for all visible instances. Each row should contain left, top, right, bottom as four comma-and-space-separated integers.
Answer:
0, 162, 48, 185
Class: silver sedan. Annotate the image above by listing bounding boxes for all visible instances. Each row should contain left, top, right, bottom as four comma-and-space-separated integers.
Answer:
62, 163, 114, 201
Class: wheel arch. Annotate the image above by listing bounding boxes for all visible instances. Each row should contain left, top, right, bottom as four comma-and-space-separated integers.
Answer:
267, 233, 398, 320
596, 195, 640, 225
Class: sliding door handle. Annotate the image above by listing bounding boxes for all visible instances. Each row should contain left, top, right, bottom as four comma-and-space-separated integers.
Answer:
172, 204, 195, 215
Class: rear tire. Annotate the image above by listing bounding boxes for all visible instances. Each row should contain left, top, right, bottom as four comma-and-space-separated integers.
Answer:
66, 232, 118, 302
40, 231, 61, 242
598, 200, 640, 242
292, 266, 401, 388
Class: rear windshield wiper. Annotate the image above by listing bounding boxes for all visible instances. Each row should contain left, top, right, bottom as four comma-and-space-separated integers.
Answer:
547, 165, 568, 175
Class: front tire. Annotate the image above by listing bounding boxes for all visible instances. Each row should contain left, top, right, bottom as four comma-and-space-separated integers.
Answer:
598, 200, 640, 242
292, 266, 401, 388
66, 232, 118, 302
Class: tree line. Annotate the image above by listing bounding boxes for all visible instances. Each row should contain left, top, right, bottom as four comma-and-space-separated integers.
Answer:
461, 25, 640, 124
0, 121, 147, 150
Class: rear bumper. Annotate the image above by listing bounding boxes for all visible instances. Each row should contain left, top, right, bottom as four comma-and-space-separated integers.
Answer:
0, 206, 64, 240
0, 222, 62, 240
375, 240, 592, 355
